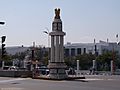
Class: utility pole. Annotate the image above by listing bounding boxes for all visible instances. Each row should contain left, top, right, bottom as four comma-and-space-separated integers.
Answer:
93, 38, 97, 72
112, 44, 115, 75
116, 34, 119, 44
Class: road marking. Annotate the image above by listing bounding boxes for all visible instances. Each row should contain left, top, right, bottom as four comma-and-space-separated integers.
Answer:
0, 87, 23, 90
83, 78, 114, 81
83, 78, 104, 81
0, 78, 28, 83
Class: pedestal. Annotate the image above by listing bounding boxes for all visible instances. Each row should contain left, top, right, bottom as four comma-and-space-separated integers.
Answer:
48, 62, 68, 79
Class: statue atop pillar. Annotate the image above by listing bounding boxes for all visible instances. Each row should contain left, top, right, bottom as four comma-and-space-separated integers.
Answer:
55, 8, 60, 19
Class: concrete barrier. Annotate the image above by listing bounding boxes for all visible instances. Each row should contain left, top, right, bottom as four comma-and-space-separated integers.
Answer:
0, 70, 32, 77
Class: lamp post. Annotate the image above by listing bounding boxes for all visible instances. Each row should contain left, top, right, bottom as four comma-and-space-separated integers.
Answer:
116, 34, 119, 44
43, 27, 50, 63
112, 43, 115, 75
93, 39, 97, 71
43, 27, 50, 47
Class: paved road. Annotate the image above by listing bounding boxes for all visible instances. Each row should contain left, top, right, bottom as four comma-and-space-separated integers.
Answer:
0, 75, 120, 90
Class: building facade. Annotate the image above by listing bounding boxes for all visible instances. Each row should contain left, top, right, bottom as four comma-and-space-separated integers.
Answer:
64, 41, 120, 57
6, 46, 29, 55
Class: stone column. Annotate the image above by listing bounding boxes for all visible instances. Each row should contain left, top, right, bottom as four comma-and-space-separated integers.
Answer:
55, 36, 60, 62
111, 60, 113, 74
77, 60, 79, 71
51, 36, 55, 62
23, 60, 26, 68
77, 60, 80, 75
93, 60, 96, 69
2, 61, 5, 70
60, 36, 64, 62
13, 60, 15, 66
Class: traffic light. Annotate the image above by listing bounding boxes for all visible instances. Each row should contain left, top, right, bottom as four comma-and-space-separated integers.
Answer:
2, 44, 6, 58
1, 36, 6, 58
1, 36, 6, 43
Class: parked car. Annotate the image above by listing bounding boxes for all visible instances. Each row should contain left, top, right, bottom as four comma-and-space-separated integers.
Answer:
2, 66, 10, 70
8, 66, 18, 70
2, 66, 18, 71
114, 69, 120, 75
38, 66, 49, 75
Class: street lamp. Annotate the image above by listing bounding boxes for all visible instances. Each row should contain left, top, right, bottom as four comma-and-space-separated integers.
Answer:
116, 34, 119, 44
92, 38, 98, 74
43, 27, 50, 47
43, 27, 50, 62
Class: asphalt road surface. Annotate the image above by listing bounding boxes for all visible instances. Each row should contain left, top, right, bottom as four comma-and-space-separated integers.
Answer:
0, 75, 120, 90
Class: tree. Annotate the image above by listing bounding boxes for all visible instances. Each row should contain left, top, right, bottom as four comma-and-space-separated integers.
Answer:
96, 51, 119, 71
12, 52, 26, 60
76, 53, 95, 70
65, 53, 95, 70
28, 47, 49, 65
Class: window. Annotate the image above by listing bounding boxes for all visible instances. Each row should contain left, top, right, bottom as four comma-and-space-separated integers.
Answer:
71, 48, 75, 56
83, 48, 86, 54
77, 48, 81, 55
65, 49, 69, 56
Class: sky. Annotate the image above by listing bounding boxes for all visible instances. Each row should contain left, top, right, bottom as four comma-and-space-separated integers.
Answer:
0, 0, 120, 47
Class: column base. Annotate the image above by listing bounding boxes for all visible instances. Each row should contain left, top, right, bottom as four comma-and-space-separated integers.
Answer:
48, 62, 68, 79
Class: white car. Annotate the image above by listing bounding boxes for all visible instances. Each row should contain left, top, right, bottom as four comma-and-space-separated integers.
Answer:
8, 66, 18, 70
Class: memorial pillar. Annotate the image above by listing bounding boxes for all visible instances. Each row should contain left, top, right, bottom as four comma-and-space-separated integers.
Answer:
48, 8, 67, 79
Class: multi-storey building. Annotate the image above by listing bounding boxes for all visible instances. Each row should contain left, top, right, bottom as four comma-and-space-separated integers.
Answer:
64, 41, 120, 57
5, 41, 120, 57
6, 46, 29, 55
